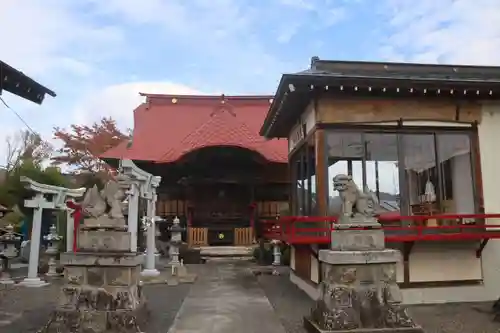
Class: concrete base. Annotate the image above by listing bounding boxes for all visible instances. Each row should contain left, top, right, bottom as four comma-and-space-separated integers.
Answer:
0, 279, 15, 285
41, 251, 148, 332
198, 245, 254, 257
308, 248, 423, 331
331, 223, 385, 251
39, 305, 149, 333
304, 317, 424, 333
18, 277, 50, 287
141, 269, 160, 277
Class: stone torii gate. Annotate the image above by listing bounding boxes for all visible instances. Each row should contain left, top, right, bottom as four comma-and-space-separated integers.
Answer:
18, 176, 86, 287
120, 160, 161, 259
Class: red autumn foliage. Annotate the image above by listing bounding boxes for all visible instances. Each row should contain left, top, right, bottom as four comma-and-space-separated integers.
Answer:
52, 117, 131, 173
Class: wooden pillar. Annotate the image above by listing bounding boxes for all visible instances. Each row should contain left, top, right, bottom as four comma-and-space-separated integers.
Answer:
315, 129, 328, 216
471, 127, 484, 213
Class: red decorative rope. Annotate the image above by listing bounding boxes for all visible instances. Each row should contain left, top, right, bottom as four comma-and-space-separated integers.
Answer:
66, 200, 83, 252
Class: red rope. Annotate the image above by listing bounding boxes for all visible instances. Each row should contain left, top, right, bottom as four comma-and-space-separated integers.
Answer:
66, 201, 83, 252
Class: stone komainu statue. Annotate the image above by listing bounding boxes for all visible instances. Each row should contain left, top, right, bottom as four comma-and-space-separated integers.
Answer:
81, 181, 127, 226
332, 174, 377, 222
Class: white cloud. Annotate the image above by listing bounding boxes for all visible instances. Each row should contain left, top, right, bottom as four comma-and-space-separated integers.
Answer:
0, 0, 206, 167
0, 0, 124, 77
380, 0, 500, 65
71, 82, 205, 128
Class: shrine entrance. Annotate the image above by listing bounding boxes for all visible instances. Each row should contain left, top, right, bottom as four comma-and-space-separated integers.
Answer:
189, 183, 251, 246
172, 146, 286, 247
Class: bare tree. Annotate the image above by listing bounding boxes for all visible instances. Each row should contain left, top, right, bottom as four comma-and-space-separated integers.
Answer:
5, 130, 53, 171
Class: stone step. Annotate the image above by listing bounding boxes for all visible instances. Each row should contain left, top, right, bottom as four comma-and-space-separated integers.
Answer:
197, 246, 256, 258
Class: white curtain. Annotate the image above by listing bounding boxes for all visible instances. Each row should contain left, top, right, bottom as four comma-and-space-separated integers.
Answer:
404, 135, 470, 172
327, 132, 471, 172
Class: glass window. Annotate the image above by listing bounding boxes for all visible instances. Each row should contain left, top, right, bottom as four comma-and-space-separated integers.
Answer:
401, 134, 438, 216
327, 132, 363, 215
365, 133, 400, 216
323, 129, 477, 221
291, 154, 302, 216
436, 133, 474, 215
290, 141, 316, 216
303, 145, 317, 216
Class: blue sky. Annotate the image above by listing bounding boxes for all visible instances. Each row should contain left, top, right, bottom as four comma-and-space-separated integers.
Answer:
1, 0, 500, 167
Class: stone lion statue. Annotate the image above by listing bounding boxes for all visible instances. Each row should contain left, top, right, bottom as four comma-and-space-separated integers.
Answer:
81, 180, 127, 227
332, 174, 377, 223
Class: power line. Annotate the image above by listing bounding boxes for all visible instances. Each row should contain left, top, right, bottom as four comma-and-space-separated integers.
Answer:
0, 96, 37, 135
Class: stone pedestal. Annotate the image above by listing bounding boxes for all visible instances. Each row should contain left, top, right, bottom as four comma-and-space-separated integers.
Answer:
304, 224, 424, 333
38, 225, 148, 333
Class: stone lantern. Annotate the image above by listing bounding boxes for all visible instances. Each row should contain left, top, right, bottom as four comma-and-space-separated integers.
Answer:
270, 239, 282, 266
168, 216, 184, 267
43, 224, 62, 276
0, 224, 21, 284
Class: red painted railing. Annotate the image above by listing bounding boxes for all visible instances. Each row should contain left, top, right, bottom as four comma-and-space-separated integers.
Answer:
261, 214, 500, 244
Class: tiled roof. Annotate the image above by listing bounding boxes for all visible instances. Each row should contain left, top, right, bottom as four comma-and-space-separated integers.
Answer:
0, 60, 56, 104
101, 94, 288, 163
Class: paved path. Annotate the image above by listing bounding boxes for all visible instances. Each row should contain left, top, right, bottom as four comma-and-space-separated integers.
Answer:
168, 261, 287, 333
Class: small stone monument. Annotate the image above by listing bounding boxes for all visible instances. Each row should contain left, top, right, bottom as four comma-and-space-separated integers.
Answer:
270, 239, 282, 266
0, 224, 21, 284
38, 180, 148, 333
304, 174, 424, 333
167, 216, 182, 267
43, 224, 62, 277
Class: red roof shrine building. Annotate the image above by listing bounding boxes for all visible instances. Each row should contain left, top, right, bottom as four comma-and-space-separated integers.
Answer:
102, 94, 289, 247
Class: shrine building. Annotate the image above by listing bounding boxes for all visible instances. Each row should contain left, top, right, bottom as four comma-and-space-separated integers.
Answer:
260, 57, 500, 304
101, 94, 289, 248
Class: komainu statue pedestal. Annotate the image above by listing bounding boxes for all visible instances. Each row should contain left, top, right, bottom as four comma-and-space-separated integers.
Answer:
38, 183, 148, 333
304, 223, 424, 333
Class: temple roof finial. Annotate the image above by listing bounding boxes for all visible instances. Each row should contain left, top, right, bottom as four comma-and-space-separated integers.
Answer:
310, 56, 320, 69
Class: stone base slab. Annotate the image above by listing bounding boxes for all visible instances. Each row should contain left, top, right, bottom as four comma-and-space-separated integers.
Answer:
319, 249, 401, 265
333, 222, 381, 230
61, 252, 142, 267
331, 228, 385, 251
18, 277, 50, 287
311, 248, 423, 331
81, 216, 128, 230
38, 305, 149, 333
140, 269, 160, 277
58, 283, 145, 310
304, 317, 424, 333
78, 230, 131, 252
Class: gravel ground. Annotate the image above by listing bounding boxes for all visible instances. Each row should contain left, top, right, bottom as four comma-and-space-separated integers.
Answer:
0, 279, 192, 333
258, 269, 500, 333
